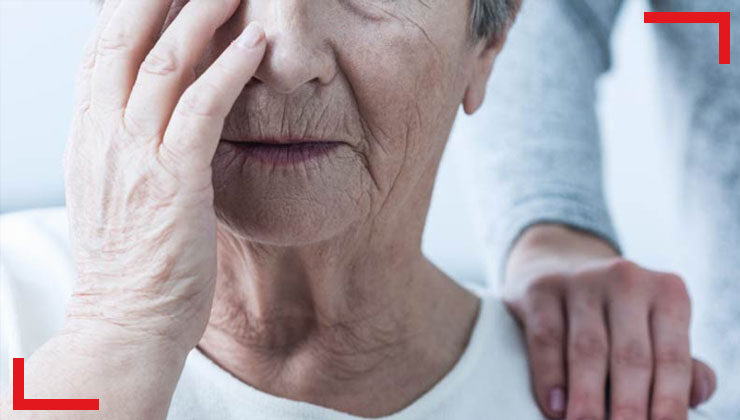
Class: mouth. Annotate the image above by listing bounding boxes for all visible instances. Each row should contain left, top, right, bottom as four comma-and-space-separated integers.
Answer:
220, 138, 343, 165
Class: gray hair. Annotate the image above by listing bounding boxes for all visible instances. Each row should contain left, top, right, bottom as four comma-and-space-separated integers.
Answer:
471, 0, 521, 42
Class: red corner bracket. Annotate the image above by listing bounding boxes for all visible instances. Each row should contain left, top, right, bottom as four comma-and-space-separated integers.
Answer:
645, 12, 732, 64
645, 12, 731, 64
12, 358, 99, 411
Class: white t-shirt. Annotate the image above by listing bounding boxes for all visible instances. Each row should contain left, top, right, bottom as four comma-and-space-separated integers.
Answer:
0, 208, 713, 419
168, 288, 540, 420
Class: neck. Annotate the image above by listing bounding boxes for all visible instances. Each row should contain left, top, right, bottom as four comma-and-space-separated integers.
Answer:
197, 223, 479, 417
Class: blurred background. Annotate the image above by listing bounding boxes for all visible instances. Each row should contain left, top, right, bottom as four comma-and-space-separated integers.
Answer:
0, 0, 683, 282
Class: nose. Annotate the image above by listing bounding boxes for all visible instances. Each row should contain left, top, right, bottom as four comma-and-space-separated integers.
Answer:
248, 1, 337, 94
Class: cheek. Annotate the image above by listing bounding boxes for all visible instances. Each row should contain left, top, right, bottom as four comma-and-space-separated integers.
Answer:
350, 37, 447, 118
337, 23, 467, 188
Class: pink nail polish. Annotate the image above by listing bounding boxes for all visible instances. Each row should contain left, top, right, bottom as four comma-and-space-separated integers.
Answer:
549, 387, 566, 413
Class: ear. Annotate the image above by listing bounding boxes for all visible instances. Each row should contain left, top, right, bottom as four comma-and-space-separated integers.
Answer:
462, 33, 508, 115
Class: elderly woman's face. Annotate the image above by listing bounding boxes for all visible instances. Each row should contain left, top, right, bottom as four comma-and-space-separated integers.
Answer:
173, 0, 492, 244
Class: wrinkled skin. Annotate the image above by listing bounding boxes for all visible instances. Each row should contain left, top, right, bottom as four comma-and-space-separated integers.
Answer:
38, 0, 498, 419
9, 1, 714, 420
63, 0, 490, 347
209, 0, 473, 245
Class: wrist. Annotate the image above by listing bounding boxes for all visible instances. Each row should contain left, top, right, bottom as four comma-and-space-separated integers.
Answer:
521, 224, 617, 254
19, 332, 187, 419
504, 224, 619, 287
59, 317, 192, 363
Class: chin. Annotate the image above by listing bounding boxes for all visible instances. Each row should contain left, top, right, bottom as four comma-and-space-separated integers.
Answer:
214, 197, 361, 246
211, 146, 371, 246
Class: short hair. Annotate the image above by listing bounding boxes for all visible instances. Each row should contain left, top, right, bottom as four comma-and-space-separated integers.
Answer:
471, 0, 521, 43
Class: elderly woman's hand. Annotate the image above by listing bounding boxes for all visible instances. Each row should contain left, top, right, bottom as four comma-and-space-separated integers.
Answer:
2, 1, 264, 418
64, 0, 264, 353
504, 224, 717, 420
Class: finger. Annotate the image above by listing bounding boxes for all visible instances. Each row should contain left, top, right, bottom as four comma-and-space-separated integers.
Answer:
565, 285, 608, 420
650, 275, 692, 420
74, 0, 122, 112
91, 0, 172, 112
689, 359, 716, 407
125, 0, 241, 136
607, 281, 652, 420
521, 290, 567, 419
161, 22, 266, 175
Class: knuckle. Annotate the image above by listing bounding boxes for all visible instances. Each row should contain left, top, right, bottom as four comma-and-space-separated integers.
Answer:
178, 84, 224, 118
611, 273, 641, 293
533, 273, 565, 289
606, 259, 641, 282
97, 27, 133, 57
121, 112, 161, 142
655, 347, 692, 370
571, 330, 608, 361
521, 275, 563, 301
140, 46, 179, 77
611, 404, 646, 420
613, 340, 652, 370
524, 274, 564, 297
528, 322, 564, 350
658, 274, 690, 303
519, 277, 563, 310
651, 395, 686, 420
654, 275, 691, 321
566, 390, 600, 416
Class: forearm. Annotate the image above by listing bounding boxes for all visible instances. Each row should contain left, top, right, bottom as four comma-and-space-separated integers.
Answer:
1, 327, 187, 419
464, 0, 625, 286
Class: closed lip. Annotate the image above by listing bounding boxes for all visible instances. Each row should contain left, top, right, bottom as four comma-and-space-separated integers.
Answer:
220, 137, 345, 165
221, 137, 341, 145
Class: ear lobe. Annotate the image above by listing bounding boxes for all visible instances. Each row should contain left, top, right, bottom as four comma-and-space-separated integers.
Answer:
462, 34, 507, 115
462, 84, 485, 115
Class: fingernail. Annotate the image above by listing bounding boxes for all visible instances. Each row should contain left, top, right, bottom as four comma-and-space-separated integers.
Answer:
697, 374, 710, 403
549, 387, 566, 414
236, 22, 265, 49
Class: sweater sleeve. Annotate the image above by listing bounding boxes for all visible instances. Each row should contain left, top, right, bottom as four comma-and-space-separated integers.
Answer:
458, 0, 626, 289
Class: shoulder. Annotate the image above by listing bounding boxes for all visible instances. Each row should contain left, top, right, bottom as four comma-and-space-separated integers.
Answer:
465, 285, 522, 346
433, 286, 543, 418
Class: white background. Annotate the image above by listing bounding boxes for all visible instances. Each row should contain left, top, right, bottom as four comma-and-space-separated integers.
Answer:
0, 0, 682, 283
